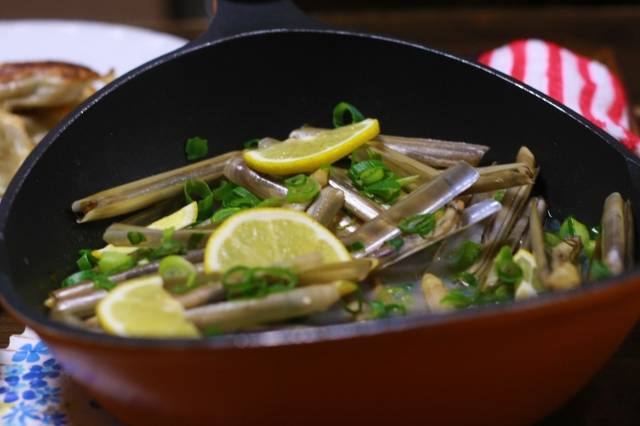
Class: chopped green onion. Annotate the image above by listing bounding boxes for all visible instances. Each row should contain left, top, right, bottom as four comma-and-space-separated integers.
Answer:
76, 249, 97, 271
61, 270, 94, 287
388, 237, 405, 251
285, 174, 320, 203
398, 213, 436, 236
159, 255, 197, 289
362, 176, 402, 203
187, 233, 206, 250
222, 265, 298, 300
92, 274, 116, 291
211, 207, 244, 224
348, 241, 365, 252
457, 272, 478, 287
396, 175, 419, 187
98, 252, 137, 275
257, 197, 284, 207
225, 187, 260, 208
544, 232, 562, 247
243, 138, 260, 149
493, 246, 523, 284
590, 260, 612, 281
441, 288, 474, 308
211, 180, 237, 202
185, 136, 208, 161
559, 216, 590, 245
332, 102, 365, 128
448, 240, 482, 271
127, 231, 146, 245
369, 300, 407, 319
138, 228, 186, 261
202, 326, 222, 337
184, 179, 214, 220
494, 190, 506, 203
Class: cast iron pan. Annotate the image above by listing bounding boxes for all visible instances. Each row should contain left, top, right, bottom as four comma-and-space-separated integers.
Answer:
1, 1, 640, 425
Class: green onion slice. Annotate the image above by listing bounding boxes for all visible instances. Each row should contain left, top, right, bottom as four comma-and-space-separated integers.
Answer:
332, 102, 365, 128
284, 174, 320, 203
243, 138, 260, 149
159, 255, 197, 289
493, 246, 523, 284
98, 252, 137, 275
185, 136, 208, 161
448, 240, 482, 271
398, 213, 436, 236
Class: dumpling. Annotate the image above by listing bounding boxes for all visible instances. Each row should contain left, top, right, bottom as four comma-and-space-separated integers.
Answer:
0, 111, 35, 195
0, 61, 104, 110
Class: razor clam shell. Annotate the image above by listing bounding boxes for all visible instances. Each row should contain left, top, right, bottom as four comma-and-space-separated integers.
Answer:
72, 151, 239, 222
364, 142, 532, 194
103, 223, 212, 248
52, 290, 108, 317
52, 249, 205, 301
289, 125, 489, 168
185, 282, 346, 332
306, 187, 345, 227
602, 192, 626, 275
342, 161, 480, 255
373, 200, 502, 268
224, 156, 287, 199
377, 134, 489, 168
174, 283, 225, 309
528, 197, 549, 278
328, 169, 383, 221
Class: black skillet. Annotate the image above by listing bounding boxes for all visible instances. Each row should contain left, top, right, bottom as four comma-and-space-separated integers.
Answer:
1, 1, 640, 425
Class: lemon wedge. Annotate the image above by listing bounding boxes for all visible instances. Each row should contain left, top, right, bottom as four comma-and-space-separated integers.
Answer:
93, 201, 198, 258
243, 118, 380, 175
204, 207, 350, 273
96, 275, 199, 338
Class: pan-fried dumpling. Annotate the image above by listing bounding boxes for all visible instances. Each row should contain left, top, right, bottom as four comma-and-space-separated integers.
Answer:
0, 111, 35, 195
0, 61, 103, 110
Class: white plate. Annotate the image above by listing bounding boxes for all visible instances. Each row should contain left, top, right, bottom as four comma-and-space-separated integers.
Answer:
0, 20, 186, 425
0, 19, 187, 75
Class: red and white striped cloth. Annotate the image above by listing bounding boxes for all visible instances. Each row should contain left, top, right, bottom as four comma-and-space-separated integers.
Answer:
479, 39, 640, 155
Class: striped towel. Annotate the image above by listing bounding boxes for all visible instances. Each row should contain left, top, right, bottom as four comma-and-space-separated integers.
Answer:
479, 39, 640, 155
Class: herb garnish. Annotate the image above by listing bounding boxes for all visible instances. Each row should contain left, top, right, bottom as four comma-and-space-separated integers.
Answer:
284, 174, 320, 203
185, 136, 208, 161
243, 138, 260, 149
332, 102, 365, 128
398, 213, 436, 236
448, 240, 482, 271
222, 266, 298, 300
493, 246, 523, 284
184, 179, 215, 221
127, 231, 146, 245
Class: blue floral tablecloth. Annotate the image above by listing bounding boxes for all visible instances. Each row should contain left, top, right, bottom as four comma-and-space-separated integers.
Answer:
0, 329, 119, 426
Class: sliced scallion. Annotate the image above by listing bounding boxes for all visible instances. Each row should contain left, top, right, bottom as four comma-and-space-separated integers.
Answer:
284, 174, 320, 203
398, 213, 436, 236
185, 136, 208, 161
332, 102, 365, 128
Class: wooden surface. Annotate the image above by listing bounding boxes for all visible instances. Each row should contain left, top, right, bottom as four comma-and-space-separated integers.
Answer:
2, 4, 640, 425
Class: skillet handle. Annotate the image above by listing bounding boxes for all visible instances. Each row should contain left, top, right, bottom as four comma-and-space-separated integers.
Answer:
194, 0, 328, 45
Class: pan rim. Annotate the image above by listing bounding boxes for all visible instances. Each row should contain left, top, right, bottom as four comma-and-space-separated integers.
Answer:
1, 28, 639, 350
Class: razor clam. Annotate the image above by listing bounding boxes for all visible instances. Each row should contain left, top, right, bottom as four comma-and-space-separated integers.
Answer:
224, 156, 287, 199
185, 281, 356, 332
51, 249, 205, 301
342, 161, 479, 255
334, 213, 361, 238
545, 237, 582, 290
121, 197, 185, 226
306, 187, 345, 227
360, 142, 533, 194
52, 290, 108, 317
103, 223, 212, 248
224, 157, 309, 210
472, 147, 536, 286
310, 167, 329, 187
528, 197, 549, 280
373, 199, 502, 268
625, 200, 635, 270
602, 192, 626, 275
328, 169, 384, 221
174, 283, 225, 309
72, 151, 239, 222
506, 197, 547, 251
289, 125, 489, 167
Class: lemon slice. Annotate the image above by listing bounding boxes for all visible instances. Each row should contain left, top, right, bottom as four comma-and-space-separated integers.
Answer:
96, 275, 199, 338
243, 118, 380, 175
93, 201, 198, 258
513, 249, 538, 300
204, 207, 350, 273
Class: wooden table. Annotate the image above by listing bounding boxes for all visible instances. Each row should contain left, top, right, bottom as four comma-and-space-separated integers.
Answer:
2, 4, 639, 425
